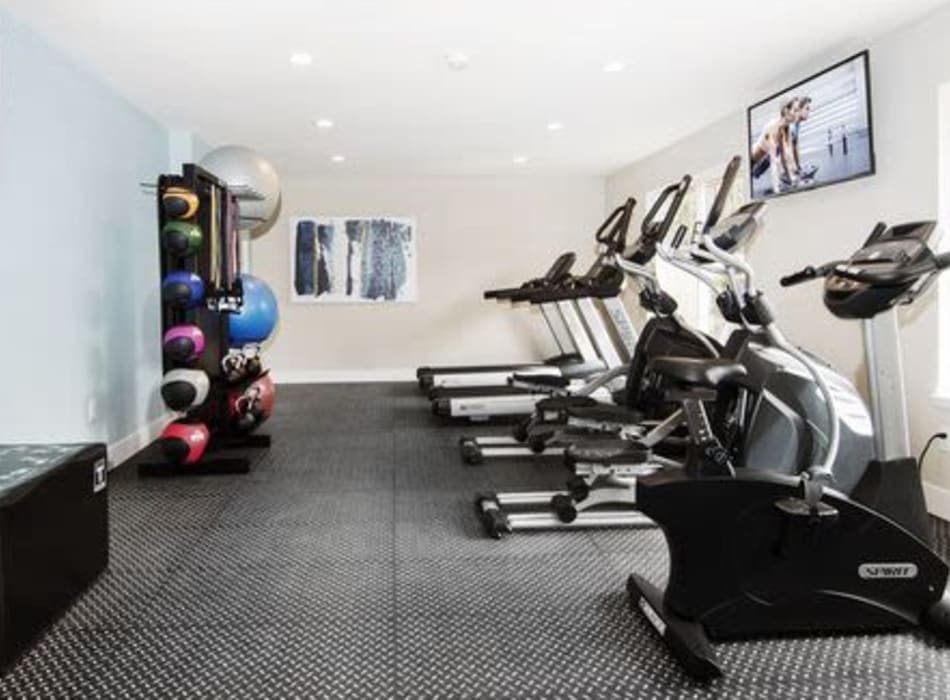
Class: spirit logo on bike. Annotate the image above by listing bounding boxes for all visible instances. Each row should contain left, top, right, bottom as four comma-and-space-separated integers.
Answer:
858, 563, 919, 579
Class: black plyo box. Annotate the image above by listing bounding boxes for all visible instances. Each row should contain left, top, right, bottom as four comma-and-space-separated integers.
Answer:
0, 443, 109, 669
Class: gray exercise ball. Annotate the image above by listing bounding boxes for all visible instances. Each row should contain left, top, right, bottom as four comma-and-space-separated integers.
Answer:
199, 145, 281, 237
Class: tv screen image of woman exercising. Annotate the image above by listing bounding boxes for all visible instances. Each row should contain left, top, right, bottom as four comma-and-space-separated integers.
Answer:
747, 51, 874, 199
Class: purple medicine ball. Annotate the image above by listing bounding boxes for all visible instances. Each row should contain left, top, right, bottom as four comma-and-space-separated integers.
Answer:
163, 324, 206, 363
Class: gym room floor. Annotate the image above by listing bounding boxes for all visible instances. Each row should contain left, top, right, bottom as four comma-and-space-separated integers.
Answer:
1, 382, 949, 699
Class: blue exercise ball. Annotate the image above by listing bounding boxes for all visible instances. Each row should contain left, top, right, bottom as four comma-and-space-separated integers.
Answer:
230, 274, 278, 345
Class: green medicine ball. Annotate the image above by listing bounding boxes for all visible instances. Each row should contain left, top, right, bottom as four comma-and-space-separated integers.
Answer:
161, 221, 203, 257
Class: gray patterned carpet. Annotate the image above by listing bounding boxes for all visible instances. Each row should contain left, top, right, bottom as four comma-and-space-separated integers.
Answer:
2, 382, 949, 698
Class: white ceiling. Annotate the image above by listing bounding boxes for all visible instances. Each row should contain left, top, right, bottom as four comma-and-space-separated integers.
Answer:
2, 0, 948, 175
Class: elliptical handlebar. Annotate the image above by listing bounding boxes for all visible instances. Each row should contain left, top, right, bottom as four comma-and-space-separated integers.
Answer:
671, 224, 690, 249
607, 177, 691, 308
614, 255, 661, 292
624, 175, 691, 266
595, 197, 637, 252
701, 155, 742, 234
701, 216, 842, 482
642, 175, 692, 242
654, 159, 748, 309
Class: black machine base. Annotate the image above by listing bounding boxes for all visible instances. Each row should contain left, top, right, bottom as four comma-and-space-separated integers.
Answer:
627, 574, 722, 680
626, 469, 950, 678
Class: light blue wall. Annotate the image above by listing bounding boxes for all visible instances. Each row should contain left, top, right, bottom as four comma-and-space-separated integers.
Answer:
193, 134, 213, 163
168, 129, 214, 172
0, 11, 170, 445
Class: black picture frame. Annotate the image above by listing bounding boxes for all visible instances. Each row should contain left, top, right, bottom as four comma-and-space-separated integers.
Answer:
747, 50, 875, 201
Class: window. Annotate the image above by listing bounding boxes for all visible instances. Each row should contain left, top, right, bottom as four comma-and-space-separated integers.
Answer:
646, 163, 748, 340
936, 82, 950, 403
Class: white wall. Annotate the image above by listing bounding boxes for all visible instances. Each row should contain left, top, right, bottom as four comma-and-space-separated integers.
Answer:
0, 11, 170, 459
249, 174, 605, 381
606, 4, 950, 500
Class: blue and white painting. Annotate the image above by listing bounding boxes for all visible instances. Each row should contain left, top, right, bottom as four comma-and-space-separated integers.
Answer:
291, 216, 417, 303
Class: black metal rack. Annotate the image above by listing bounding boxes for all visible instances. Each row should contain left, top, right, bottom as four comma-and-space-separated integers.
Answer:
139, 163, 270, 477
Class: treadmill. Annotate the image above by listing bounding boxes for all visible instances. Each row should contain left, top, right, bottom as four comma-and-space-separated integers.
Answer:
416, 198, 636, 398
416, 251, 581, 392
417, 199, 635, 392
429, 200, 641, 421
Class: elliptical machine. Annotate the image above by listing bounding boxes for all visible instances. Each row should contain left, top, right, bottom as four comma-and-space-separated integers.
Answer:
474, 158, 873, 538
459, 175, 694, 464
628, 219, 950, 680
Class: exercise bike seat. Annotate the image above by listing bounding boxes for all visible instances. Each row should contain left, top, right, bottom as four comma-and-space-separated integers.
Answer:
510, 373, 571, 389
565, 438, 650, 467
647, 357, 747, 389
565, 404, 644, 425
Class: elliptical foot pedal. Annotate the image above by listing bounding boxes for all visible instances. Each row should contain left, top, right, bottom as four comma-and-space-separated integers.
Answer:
550, 494, 578, 523
459, 437, 483, 465
512, 418, 531, 443
627, 574, 722, 681
566, 475, 591, 501
475, 494, 511, 539
528, 432, 551, 454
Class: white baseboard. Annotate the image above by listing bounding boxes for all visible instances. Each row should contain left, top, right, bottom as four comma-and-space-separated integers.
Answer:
924, 481, 950, 522
274, 368, 415, 384
107, 413, 171, 469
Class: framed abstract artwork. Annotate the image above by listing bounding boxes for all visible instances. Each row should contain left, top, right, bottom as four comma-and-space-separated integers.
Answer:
291, 216, 417, 303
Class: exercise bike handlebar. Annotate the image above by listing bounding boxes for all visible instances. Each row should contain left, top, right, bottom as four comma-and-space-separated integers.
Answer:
781, 251, 950, 288
779, 262, 842, 288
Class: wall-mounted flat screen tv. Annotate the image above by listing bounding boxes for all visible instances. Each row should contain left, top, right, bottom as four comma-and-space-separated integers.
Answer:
748, 51, 874, 200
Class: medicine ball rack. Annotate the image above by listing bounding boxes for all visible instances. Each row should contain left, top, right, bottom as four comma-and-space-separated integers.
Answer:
140, 163, 271, 477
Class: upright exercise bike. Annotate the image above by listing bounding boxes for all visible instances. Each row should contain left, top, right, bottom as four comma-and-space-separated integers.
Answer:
628, 219, 950, 680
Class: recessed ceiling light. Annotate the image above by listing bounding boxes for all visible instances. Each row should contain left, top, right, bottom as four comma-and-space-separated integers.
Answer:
290, 52, 313, 66
315, 118, 334, 129
331, 155, 345, 163
602, 61, 626, 73
513, 156, 528, 165
445, 51, 470, 70
547, 122, 564, 132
